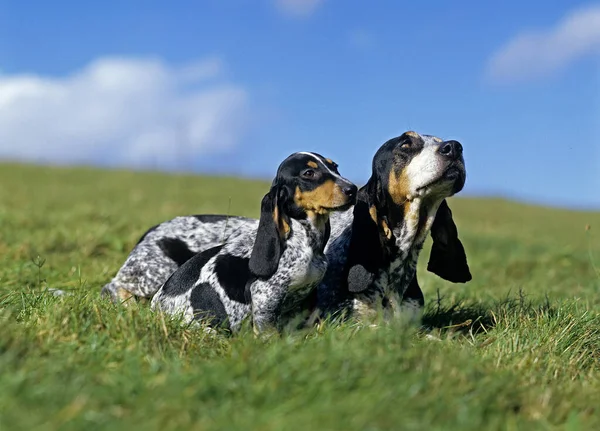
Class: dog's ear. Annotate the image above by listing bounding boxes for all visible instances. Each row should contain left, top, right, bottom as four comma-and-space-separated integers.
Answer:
365, 163, 388, 212
427, 199, 472, 283
249, 186, 289, 279
346, 199, 385, 292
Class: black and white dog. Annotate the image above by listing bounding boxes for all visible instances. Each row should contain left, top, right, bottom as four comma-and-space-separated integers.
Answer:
147, 152, 356, 333
102, 131, 470, 326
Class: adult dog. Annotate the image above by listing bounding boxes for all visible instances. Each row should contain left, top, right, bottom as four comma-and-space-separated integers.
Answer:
316, 131, 471, 323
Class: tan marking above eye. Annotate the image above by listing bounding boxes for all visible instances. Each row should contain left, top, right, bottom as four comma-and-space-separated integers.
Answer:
307, 161, 318, 169
325, 158, 334, 164
432, 136, 443, 143
405, 131, 420, 138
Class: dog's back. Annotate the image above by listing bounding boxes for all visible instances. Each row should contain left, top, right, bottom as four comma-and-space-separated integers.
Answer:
101, 215, 253, 302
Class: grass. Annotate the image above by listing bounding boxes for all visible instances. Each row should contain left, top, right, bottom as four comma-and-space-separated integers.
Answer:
0, 162, 599, 430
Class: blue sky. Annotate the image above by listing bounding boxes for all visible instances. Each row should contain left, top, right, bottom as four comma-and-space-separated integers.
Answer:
1, 0, 599, 209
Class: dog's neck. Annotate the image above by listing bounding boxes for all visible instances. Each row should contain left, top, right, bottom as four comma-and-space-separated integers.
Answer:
380, 196, 442, 291
390, 197, 443, 256
295, 212, 331, 254
354, 191, 441, 292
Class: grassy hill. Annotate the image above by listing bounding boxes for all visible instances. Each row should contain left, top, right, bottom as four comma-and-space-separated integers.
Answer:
1, 163, 599, 430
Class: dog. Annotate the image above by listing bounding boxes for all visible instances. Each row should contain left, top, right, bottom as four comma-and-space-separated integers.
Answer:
102, 131, 470, 326
147, 152, 357, 333
316, 131, 471, 324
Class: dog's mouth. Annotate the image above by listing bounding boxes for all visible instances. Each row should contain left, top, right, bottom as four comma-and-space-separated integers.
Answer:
325, 190, 358, 212
303, 200, 355, 215
416, 165, 465, 194
324, 201, 355, 212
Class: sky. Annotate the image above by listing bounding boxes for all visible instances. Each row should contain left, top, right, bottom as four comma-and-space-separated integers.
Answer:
0, 0, 599, 209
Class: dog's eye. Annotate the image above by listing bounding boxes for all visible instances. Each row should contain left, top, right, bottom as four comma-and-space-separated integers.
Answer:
302, 169, 316, 178
400, 140, 412, 149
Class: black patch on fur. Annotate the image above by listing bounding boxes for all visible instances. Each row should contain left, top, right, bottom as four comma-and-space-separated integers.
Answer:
190, 282, 230, 329
161, 245, 223, 297
214, 254, 252, 304
192, 214, 251, 224
135, 223, 159, 246
402, 275, 424, 307
157, 237, 197, 266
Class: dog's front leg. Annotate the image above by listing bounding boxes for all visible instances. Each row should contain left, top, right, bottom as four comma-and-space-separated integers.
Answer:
250, 279, 286, 338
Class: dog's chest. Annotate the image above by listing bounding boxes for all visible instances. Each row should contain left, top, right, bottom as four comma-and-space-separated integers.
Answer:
285, 222, 328, 290
277, 249, 326, 317
374, 240, 423, 297
375, 201, 440, 296
287, 248, 327, 293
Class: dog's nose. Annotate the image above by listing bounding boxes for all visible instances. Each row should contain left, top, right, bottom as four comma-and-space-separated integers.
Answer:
438, 140, 463, 159
343, 184, 358, 198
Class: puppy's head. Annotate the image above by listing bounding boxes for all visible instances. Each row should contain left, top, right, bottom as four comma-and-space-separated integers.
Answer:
363, 131, 471, 283
276, 152, 357, 218
249, 152, 357, 279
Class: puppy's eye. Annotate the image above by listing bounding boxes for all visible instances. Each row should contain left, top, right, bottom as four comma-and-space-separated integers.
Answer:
400, 141, 412, 149
302, 169, 316, 178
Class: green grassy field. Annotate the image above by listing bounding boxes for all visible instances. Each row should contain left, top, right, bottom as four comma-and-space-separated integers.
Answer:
1, 162, 599, 430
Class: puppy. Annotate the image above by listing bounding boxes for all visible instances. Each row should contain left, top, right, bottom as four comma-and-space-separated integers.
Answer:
149, 152, 357, 333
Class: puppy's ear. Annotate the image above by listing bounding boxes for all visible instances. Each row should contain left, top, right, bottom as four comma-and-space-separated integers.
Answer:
249, 187, 289, 279
427, 199, 472, 283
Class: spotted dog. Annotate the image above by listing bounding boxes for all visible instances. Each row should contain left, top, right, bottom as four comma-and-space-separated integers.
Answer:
317, 131, 471, 323
102, 131, 470, 326
147, 152, 357, 333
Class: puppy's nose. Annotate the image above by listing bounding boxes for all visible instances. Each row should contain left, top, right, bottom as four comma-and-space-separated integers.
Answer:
438, 140, 463, 159
343, 184, 358, 198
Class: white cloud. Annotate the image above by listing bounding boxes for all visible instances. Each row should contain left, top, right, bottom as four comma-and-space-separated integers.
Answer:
273, 0, 324, 18
0, 56, 249, 169
486, 4, 600, 83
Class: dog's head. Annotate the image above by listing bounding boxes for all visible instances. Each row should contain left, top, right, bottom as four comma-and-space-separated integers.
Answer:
352, 131, 471, 285
249, 152, 357, 279
369, 130, 466, 212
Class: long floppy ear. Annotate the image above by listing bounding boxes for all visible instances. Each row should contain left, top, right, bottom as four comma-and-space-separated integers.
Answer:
346, 198, 385, 293
249, 187, 288, 279
427, 199, 472, 283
